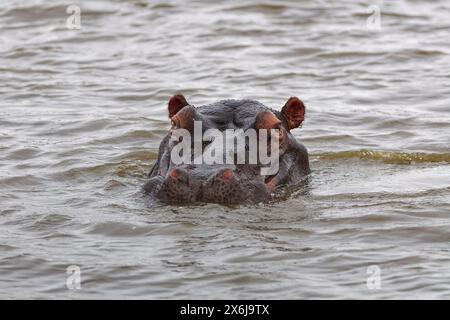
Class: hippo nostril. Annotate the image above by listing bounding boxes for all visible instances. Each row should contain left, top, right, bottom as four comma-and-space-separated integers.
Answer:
168, 168, 190, 185
169, 169, 181, 179
219, 169, 234, 182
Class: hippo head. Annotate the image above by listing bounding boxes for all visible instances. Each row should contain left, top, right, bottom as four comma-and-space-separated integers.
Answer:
144, 94, 310, 204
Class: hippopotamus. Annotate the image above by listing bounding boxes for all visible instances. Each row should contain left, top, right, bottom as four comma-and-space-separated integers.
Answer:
144, 94, 310, 204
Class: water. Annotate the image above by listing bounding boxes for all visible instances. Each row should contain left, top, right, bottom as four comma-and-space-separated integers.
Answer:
0, 0, 449, 299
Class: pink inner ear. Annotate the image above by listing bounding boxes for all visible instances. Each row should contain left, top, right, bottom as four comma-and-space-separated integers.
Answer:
282, 97, 305, 130
168, 94, 189, 118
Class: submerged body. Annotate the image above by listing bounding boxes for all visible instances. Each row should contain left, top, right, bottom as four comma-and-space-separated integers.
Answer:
144, 94, 310, 204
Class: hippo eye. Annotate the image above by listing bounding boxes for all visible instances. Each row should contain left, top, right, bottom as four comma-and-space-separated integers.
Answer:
272, 122, 282, 130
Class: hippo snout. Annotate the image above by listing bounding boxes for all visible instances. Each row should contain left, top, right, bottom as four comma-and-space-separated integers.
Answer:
145, 166, 270, 205
155, 168, 201, 203
203, 169, 243, 204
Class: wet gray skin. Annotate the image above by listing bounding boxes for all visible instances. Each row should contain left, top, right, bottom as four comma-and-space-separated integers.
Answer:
144, 94, 310, 204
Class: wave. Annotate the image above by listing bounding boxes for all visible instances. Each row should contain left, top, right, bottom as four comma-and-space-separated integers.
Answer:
315, 149, 450, 165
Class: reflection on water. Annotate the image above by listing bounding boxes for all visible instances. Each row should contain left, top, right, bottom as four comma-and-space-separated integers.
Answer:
0, 0, 449, 299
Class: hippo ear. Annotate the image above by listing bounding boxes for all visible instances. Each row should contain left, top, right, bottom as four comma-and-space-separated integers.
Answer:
168, 94, 189, 118
281, 97, 305, 130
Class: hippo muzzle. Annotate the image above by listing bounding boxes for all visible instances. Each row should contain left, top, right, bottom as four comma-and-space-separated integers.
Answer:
145, 164, 270, 204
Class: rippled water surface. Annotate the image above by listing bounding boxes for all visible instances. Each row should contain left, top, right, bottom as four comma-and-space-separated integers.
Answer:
1, 0, 449, 299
